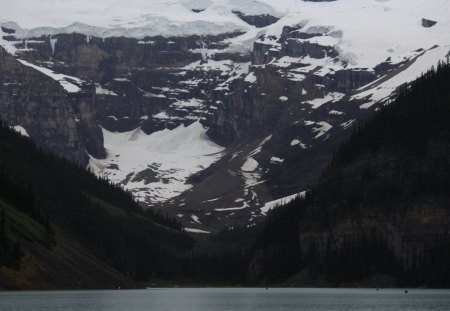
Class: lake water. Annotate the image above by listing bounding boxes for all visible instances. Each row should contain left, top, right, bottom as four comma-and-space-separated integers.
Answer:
0, 288, 449, 310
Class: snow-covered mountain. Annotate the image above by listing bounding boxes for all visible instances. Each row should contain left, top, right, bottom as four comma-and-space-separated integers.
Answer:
1, 0, 450, 233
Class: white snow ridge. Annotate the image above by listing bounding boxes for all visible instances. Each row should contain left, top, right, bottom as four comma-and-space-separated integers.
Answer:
17, 60, 84, 93
2, 0, 449, 70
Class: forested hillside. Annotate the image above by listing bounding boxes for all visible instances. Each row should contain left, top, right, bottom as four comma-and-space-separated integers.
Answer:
248, 62, 450, 287
0, 119, 257, 289
0, 121, 196, 289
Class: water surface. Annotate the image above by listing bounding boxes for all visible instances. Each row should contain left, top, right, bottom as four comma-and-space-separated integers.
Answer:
0, 288, 449, 310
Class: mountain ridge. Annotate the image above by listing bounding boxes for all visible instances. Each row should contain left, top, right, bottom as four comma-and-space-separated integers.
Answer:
0, 0, 449, 231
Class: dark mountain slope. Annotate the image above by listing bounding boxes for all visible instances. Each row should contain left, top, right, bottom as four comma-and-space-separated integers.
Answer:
0, 121, 194, 289
248, 62, 450, 287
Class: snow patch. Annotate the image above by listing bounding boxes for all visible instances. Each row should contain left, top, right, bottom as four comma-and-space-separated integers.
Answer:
247, 134, 272, 158
191, 215, 201, 224
171, 98, 204, 108
270, 156, 284, 164
184, 228, 210, 234
329, 110, 344, 115
305, 92, 345, 109
89, 121, 225, 204
12, 125, 29, 137
95, 84, 118, 96
261, 191, 306, 215
312, 121, 333, 139
0, 28, 17, 54
244, 72, 257, 83
290, 139, 308, 149
49, 37, 57, 55
215, 206, 246, 212
17, 59, 83, 93
341, 119, 356, 129
241, 157, 258, 172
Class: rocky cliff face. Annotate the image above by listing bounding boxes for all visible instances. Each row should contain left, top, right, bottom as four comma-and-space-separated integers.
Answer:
0, 47, 97, 164
14, 31, 245, 133
206, 24, 380, 145
69, 86, 105, 159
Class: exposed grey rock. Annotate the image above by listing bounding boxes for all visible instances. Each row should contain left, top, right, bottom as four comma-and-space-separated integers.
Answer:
251, 41, 280, 65
421, 18, 437, 28
1, 27, 15, 34
283, 39, 337, 59
69, 85, 106, 159
232, 11, 280, 28
0, 47, 99, 164
332, 70, 377, 93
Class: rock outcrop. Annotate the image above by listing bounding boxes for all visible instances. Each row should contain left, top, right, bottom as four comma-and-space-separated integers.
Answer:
422, 18, 437, 28
232, 11, 279, 28
0, 47, 93, 164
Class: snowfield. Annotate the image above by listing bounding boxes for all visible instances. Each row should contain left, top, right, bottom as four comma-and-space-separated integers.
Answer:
261, 191, 306, 215
354, 45, 450, 108
1, 0, 449, 70
89, 121, 225, 204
